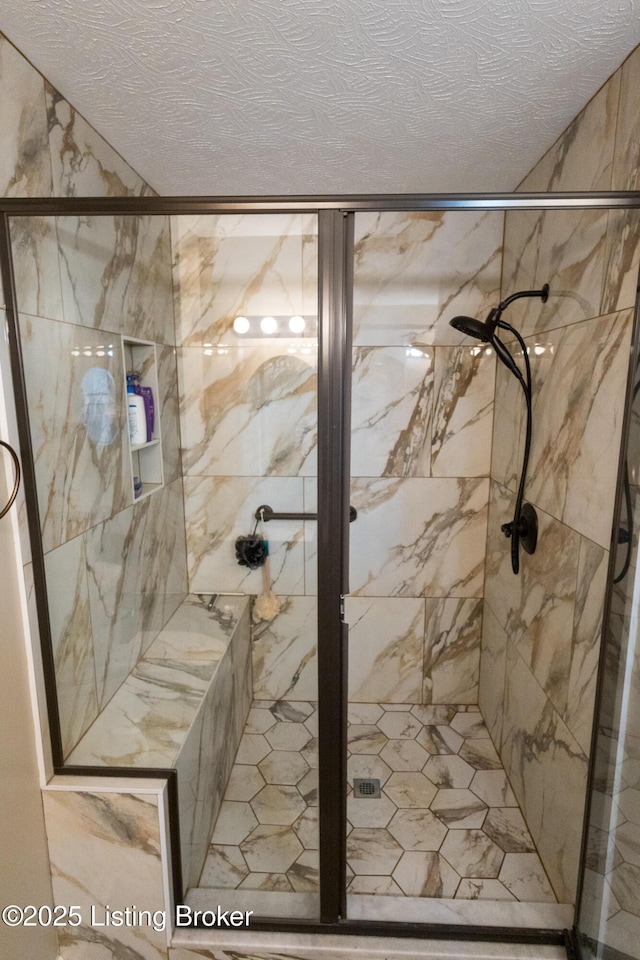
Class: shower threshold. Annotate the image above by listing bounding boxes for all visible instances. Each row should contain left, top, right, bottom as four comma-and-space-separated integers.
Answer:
192, 700, 573, 929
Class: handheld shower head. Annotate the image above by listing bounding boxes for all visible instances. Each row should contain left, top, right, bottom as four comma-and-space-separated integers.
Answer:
448, 312, 497, 342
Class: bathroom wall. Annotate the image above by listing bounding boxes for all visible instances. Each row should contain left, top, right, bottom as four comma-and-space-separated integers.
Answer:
172, 211, 503, 706
480, 45, 640, 904
0, 32, 188, 760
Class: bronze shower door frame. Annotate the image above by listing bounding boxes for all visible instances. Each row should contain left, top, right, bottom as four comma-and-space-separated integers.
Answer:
1, 192, 639, 952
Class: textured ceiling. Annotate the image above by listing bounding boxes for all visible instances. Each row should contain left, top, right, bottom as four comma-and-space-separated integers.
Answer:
2, 0, 640, 195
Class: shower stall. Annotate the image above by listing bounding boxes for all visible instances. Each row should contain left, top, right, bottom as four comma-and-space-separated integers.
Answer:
1, 192, 640, 953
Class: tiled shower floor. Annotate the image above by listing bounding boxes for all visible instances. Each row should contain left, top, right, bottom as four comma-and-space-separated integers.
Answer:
198, 700, 557, 903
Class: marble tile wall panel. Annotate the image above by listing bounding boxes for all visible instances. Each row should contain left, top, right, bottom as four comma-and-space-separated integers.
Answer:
502, 641, 589, 903
350, 346, 434, 478
431, 346, 494, 479
525, 311, 632, 549
484, 481, 579, 719
423, 598, 482, 704
43, 789, 168, 960
179, 344, 317, 478
172, 213, 318, 347
603, 47, 640, 316
158, 344, 183, 483
184, 475, 305, 595
352, 211, 503, 348
43, 534, 98, 757
85, 478, 187, 710
346, 597, 424, 703
565, 537, 609, 756
349, 477, 489, 598
490, 358, 522, 494
478, 601, 508, 749
21, 314, 130, 553
0, 38, 62, 322
252, 596, 317, 701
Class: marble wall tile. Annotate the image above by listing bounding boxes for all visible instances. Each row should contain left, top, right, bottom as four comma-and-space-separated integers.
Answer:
349, 477, 489, 598
43, 789, 168, 960
56, 214, 175, 343
158, 344, 182, 483
86, 479, 187, 709
478, 601, 508, 749
602, 48, 640, 315
179, 344, 317, 477
352, 211, 503, 348
350, 346, 433, 478
424, 598, 482, 705
172, 213, 318, 347
44, 535, 98, 757
484, 481, 579, 719
431, 346, 494, 478
184, 475, 305, 595
346, 597, 424, 703
525, 311, 633, 549
565, 537, 609, 756
252, 597, 317, 701
502, 641, 589, 903
21, 315, 130, 553
0, 38, 63, 322
490, 357, 522, 494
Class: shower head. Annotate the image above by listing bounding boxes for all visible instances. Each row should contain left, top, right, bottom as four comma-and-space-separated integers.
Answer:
448, 311, 498, 342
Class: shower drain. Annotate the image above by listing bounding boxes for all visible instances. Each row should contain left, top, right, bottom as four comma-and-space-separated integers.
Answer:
353, 778, 381, 798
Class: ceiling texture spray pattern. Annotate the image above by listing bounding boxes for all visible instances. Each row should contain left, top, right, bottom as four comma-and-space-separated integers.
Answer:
1, 0, 640, 194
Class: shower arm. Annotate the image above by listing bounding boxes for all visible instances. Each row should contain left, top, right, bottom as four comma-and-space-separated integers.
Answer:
493, 320, 533, 575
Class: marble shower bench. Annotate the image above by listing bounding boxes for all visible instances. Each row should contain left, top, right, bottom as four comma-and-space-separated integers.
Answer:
67, 593, 252, 890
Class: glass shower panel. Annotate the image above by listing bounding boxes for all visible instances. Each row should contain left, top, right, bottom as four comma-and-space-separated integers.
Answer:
576, 352, 640, 959
346, 210, 503, 919
9, 210, 319, 918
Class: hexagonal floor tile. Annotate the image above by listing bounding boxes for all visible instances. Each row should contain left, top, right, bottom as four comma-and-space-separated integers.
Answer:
199, 845, 248, 888
387, 808, 447, 852
347, 792, 397, 828
384, 772, 438, 809
377, 711, 423, 740
455, 878, 516, 900
609, 862, 640, 914
348, 724, 387, 754
430, 789, 487, 828
617, 788, 640, 826
392, 851, 460, 897
440, 829, 504, 878
265, 722, 312, 751
258, 750, 309, 785
380, 739, 430, 772
470, 770, 517, 807
348, 875, 404, 895
238, 872, 293, 891
304, 711, 319, 737
483, 808, 535, 853
416, 725, 464, 755
289, 849, 319, 892
244, 707, 277, 735
347, 828, 404, 875
224, 765, 265, 802
250, 784, 306, 825
292, 807, 318, 849
424, 754, 475, 789
270, 701, 314, 722
211, 801, 259, 845
349, 703, 384, 725
348, 753, 393, 786
241, 823, 303, 873
450, 712, 489, 738
235, 734, 272, 765
298, 768, 318, 806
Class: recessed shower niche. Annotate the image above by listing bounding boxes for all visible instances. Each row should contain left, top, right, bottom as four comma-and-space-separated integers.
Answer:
122, 335, 164, 501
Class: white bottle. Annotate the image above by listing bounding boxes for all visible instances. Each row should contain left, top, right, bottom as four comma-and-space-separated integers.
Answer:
127, 380, 147, 446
